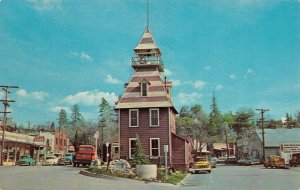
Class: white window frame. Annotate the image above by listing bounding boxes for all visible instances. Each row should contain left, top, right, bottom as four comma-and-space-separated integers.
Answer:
129, 138, 137, 159
150, 138, 160, 158
141, 82, 148, 97
149, 108, 159, 127
129, 109, 139, 127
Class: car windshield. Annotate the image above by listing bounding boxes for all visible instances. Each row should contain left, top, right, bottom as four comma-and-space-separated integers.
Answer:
79, 147, 93, 151
46, 157, 55, 160
66, 153, 72, 156
20, 156, 27, 159
195, 157, 207, 162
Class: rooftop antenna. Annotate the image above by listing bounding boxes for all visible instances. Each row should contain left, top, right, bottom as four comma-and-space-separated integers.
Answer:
147, 0, 149, 28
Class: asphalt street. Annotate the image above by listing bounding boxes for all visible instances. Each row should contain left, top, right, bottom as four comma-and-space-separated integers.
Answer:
0, 165, 300, 190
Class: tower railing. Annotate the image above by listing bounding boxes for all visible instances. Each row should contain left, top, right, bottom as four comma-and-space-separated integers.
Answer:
131, 57, 164, 68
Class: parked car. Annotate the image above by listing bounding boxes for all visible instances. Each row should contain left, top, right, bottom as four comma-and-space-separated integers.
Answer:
45, 156, 59, 165
189, 156, 212, 174
57, 158, 66, 165
225, 157, 238, 164
209, 157, 218, 168
238, 156, 260, 166
64, 152, 74, 165
16, 155, 36, 166
217, 156, 227, 164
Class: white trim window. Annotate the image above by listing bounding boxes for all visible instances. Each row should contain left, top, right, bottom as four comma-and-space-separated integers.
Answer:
129, 109, 139, 127
129, 138, 137, 159
141, 82, 148, 97
150, 138, 160, 157
150, 108, 159, 127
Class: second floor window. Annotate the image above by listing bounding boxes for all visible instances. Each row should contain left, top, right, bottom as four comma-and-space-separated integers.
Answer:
150, 108, 159, 126
141, 82, 148, 97
129, 109, 138, 127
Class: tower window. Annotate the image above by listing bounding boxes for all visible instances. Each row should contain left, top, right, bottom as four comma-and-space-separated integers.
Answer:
141, 82, 148, 97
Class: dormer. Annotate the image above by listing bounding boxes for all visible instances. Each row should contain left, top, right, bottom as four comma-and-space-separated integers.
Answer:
139, 78, 151, 97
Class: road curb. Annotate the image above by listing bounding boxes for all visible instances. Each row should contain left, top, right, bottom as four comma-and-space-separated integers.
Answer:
79, 169, 117, 180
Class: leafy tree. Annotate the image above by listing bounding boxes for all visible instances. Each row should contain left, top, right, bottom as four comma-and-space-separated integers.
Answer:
296, 112, 300, 128
132, 134, 149, 166
177, 104, 209, 154
179, 106, 190, 118
285, 113, 297, 128
266, 119, 282, 129
232, 108, 255, 159
208, 94, 222, 136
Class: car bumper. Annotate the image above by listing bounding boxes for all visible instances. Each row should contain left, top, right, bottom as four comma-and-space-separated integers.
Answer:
189, 167, 211, 173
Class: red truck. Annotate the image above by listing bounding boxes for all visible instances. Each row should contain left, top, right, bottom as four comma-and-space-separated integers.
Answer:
73, 145, 96, 167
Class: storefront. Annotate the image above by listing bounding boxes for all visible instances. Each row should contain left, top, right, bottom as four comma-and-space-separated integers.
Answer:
0, 131, 43, 165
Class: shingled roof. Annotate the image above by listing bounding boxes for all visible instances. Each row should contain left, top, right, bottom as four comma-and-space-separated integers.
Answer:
256, 128, 300, 147
115, 67, 175, 109
134, 27, 161, 56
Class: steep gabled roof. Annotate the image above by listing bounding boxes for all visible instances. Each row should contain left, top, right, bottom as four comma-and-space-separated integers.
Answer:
134, 27, 161, 56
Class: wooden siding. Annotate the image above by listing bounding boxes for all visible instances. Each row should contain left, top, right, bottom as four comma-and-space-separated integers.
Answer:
171, 134, 191, 171
119, 108, 170, 161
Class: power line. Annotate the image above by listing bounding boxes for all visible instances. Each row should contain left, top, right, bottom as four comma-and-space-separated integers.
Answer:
256, 108, 269, 162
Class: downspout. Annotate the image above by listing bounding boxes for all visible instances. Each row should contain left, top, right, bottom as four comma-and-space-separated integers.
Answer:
168, 108, 172, 166
118, 109, 121, 159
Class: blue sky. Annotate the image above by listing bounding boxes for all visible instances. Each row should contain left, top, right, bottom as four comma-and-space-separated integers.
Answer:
0, 0, 300, 125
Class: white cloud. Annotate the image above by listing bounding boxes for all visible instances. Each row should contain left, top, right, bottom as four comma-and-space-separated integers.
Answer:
69, 51, 92, 62
244, 68, 254, 78
26, 0, 62, 11
230, 74, 236, 79
193, 80, 206, 89
215, 84, 224, 91
171, 80, 181, 87
62, 91, 118, 106
50, 106, 70, 113
177, 92, 203, 105
164, 68, 173, 77
204, 65, 211, 70
16, 89, 49, 101
105, 74, 122, 84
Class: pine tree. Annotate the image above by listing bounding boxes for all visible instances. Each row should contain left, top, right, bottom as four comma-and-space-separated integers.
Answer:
209, 94, 222, 136
58, 109, 68, 130
132, 134, 149, 165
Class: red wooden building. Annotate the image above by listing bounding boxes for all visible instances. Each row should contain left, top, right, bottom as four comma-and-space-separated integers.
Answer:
115, 26, 192, 170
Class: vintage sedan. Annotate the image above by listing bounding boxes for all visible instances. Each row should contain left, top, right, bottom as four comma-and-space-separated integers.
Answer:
16, 155, 36, 166
45, 156, 59, 165
238, 156, 260, 165
189, 157, 212, 174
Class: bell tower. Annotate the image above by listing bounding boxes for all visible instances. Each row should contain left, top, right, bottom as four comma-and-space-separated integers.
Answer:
131, 1, 164, 72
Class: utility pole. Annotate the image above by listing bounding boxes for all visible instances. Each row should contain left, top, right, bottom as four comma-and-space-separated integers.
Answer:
256, 108, 269, 162
0, 85, 18, 166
